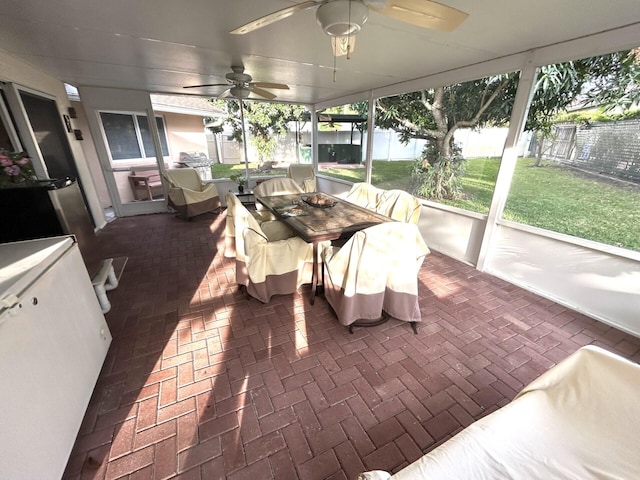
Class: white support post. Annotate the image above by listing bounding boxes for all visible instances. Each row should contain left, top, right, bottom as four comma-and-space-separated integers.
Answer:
476, 57, 539, 272
365, 91, 376, 184
311, 104, 318, 173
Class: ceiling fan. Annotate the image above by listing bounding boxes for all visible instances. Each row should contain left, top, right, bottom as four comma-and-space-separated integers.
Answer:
230, 0, 468, 56
183, 66, 289, 100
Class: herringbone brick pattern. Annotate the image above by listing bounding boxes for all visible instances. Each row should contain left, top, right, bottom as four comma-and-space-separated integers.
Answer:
63, 211, 640, 480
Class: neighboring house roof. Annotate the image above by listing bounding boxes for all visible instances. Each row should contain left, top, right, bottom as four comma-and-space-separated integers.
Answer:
150, 94, 224, 117
65, 84, 223, 117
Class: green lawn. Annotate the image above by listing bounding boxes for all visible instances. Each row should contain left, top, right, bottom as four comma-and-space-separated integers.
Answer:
503, 158, 640, 251
444, 157, 640, 252
443, 158, 501, 214
211, 163, 286, 178
317, 165, 366, 183
319, 161, 414, 188
442, 157, 640, 252
214, 158, 640, 252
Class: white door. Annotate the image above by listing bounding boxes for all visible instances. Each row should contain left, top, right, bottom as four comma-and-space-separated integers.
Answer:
98, 110, 171, 216
79, 87, 169, 217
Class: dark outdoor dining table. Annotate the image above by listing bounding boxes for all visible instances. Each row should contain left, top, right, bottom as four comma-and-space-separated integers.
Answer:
256, 192, 392, 304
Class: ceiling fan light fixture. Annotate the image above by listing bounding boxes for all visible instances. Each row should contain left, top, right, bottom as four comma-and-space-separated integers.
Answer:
316, 0, 369, 36
230, 86, 251, 98
226, 70, 252, 84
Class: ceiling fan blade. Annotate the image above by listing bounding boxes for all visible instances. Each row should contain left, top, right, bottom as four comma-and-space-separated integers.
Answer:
251, 82, 290, 90
230, 1, 319, 35
250, 87, 277, 100
370, 0, 468, 32
217, 89, 233, 99
183, 83, 229, 89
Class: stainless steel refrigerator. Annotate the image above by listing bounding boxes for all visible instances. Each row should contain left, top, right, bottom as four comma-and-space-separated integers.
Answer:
0, 177, 102, 278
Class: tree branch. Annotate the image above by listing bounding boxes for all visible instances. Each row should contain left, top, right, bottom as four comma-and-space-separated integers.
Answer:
376, 101, 443, 139
455, 78, 510, 129
420, 90, 434, 112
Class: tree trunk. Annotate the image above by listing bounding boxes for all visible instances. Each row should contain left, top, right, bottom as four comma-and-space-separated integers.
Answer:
436, 137, 451, 159
534, 132, 544, 167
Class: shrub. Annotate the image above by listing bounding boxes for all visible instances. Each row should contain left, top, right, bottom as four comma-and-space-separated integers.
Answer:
411, 143, 466, 200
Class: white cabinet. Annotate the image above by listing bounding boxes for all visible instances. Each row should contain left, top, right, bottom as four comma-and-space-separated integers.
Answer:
0, 237, 112, 479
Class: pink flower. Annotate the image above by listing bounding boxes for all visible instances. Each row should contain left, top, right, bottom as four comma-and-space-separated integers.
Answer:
0, 154, 12, 167
4, 165, 21, 176
15, 156, 30, 166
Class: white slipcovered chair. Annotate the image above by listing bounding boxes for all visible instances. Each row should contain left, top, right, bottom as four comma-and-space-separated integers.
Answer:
287, 164, 317, 192
224, 192, 297, 258
376, 189, 421, 224
253, 176, 303, 198
252, 177, 304, 223
225, 192, 320, 303
162, 168, 220, 218
322, 222, 430, 333
343, 182, 384, 210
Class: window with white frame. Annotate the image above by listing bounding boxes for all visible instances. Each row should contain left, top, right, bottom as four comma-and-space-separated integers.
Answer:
100, 112, 169, 161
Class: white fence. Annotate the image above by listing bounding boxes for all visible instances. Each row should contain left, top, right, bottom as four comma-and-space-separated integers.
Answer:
217, 126, 529, 164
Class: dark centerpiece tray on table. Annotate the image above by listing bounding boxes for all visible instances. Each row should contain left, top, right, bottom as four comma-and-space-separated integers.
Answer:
302, 194, 337, 208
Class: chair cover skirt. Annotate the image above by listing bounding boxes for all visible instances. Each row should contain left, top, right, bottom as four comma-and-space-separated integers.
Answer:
169, 195, 219, 218
246, 263, 314, 303
324, 286, 387, 326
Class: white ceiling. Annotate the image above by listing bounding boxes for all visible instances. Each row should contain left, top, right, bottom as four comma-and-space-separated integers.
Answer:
1, 0, 640, 105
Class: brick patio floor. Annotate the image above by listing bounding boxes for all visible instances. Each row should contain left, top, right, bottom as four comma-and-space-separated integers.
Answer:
62, 211, 640, 480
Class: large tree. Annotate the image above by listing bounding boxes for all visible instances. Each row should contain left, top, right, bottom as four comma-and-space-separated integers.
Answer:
213, 100, 306, 166
356, 49, 640, 199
